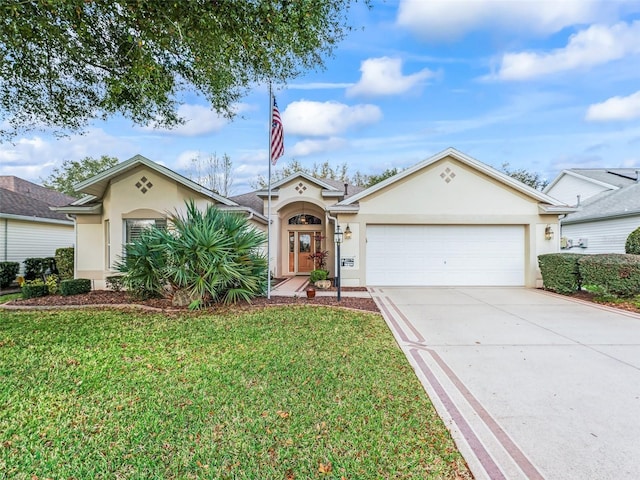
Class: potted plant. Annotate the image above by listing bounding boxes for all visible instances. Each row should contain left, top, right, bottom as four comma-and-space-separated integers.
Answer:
310, 268, 331, 289
306, 285, 316, 298
308, 250, 330, 288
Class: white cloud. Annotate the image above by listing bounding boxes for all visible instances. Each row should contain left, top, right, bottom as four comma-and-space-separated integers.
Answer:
140, 103, 251, 136
346, 57, 435, 97
586, 90, 640, 121
289, 138, 349, 157
281, 100, 382, 136
0, 129, 135, 182
396, 0, 634, 40
175, 150, 202, 169
492, 21, 640, 81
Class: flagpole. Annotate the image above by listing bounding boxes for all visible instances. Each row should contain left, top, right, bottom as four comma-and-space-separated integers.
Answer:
267, 83, 273, 299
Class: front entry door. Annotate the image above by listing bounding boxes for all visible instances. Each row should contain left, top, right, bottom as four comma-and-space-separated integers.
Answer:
288, 231, 321, 274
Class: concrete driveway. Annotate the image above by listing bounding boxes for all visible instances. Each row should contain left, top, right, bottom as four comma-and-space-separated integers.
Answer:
370, 287, 640, 480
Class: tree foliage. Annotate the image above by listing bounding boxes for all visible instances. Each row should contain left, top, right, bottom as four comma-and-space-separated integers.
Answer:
0, 0, 364, 140
186, 152, 234, 197
42, 155, 118, 197
252, 160, 398, 189
501, 162, 549, 191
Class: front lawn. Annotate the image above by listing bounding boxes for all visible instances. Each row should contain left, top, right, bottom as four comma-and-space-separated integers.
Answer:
1, 307, 470, 479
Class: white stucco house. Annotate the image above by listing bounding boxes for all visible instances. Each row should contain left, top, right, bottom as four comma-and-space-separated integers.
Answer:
55, 148, 574, 289
544, 168, 640, 254
0, 176, 75, 275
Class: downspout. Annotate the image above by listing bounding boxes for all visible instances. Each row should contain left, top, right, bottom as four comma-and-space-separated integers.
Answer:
3, 218, 7, 261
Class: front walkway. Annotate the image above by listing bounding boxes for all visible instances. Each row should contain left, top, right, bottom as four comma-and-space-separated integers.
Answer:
271, 277, 371, 298
371, 286, 640, 480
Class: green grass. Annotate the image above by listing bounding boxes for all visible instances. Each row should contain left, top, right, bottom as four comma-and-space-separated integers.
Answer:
0, 307, 470, 479
0, 293, 21, 304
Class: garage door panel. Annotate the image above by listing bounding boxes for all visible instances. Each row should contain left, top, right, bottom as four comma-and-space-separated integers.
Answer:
366, 225, 524, 286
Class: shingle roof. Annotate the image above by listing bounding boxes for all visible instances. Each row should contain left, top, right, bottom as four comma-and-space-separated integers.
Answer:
569, 169, 638, 188
230, 177, 364, 212
562, 182, 640, 224
0, 187, 72, 221
0, 176, 76, 206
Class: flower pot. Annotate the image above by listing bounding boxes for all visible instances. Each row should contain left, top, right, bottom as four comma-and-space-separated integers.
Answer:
315, 279, 331, 289
306, 288, 316, 298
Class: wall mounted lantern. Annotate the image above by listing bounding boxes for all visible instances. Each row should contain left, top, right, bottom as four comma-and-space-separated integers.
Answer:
545, 224, 554, 241
344, 224, 352, 240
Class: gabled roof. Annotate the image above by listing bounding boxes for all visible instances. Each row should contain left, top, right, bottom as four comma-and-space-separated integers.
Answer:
562, 183, 640, 224
337, 147, 571, 210
544, 168, 638, 194
73, 154, 237, 206
0, 187, 74, 224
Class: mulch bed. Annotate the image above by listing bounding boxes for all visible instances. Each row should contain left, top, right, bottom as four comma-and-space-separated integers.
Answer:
4, 290, 380, 314
567, 290, 640, 314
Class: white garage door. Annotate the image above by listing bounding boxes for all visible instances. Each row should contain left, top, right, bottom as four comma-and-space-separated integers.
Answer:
366, 225, 525, 286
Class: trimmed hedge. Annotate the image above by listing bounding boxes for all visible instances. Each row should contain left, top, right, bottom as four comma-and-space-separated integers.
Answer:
60, 278, 91, 296
538, 253, 586, 294
23, 256, 58, 281
0, 261, 20, 288
579, 254, 640, 297
55, 247, 74, 280
625, 227, 640, 255
22, 283, 48, 299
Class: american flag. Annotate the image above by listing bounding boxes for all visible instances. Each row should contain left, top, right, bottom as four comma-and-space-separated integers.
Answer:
270, 97, 284, 165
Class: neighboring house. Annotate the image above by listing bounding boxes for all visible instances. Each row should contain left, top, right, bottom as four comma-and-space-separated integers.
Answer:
0, 176, 75, 274
545, 169, 640, 254
56, 149, 573, 289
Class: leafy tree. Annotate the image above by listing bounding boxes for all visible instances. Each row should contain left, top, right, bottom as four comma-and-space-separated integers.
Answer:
42, 155, 118, 197
0, 1, 365, 140
251, 160, 397, 190
186, 152, 234, 197
118, 200, 267, 306
501, 162, 549, 191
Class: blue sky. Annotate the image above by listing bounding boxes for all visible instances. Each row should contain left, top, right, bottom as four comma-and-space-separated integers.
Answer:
2, 0, 640, 195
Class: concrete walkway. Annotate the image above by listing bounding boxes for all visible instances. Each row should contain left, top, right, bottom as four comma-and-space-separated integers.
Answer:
271, 276, 371, 298
370, 287, 640, 480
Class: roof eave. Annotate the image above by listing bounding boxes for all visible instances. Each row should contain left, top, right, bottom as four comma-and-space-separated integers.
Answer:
562, 210, 640, 225
0, 213, 74, 225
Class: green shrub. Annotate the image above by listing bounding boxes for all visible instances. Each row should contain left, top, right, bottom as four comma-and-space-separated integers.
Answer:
21, 282, 48, 299
45, 274, 59, 295
579, 254, 640, 297
310, 269, 328, 283
117, 200, 267, 306
106, 275, 124, 292
625, 227, 640, 254
55, 247, 74, 280
538, 253, 586, 294
60, 278, 91, 296
23, 257, 44, 281
0, 262, 19, 288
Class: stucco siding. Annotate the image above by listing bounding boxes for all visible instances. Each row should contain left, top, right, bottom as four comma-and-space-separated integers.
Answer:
2, 219, 74, 273
561, 216, 640, 254
546, 175, 610, 205
358, 158, 540, 217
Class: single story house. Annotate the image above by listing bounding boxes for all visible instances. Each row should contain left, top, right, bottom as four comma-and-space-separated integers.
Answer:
0, 176, 75, 275
55, 148, 573, 289
544, 169, 640, 254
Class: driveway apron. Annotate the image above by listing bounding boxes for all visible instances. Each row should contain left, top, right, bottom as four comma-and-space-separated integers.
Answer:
370, 287, 640, 480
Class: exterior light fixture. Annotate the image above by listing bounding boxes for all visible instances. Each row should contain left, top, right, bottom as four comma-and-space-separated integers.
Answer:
545, 224, 554, 240
334, 225, 343, 301
344, 224, 352, 240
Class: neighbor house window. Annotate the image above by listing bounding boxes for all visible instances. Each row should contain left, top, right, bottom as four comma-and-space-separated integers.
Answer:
124, 218, 167, 244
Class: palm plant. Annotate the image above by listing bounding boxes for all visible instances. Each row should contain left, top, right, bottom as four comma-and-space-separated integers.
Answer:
116, 228, 168, 299
117, 200, 267, 306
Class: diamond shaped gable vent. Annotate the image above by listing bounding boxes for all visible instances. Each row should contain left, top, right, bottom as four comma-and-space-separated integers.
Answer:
135, 176, 154, 194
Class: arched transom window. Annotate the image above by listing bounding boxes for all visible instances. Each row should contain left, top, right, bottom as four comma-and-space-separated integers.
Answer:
288, 214, 322, 225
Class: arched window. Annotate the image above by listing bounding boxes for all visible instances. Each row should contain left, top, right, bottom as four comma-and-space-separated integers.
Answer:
288, 214, 322, 225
